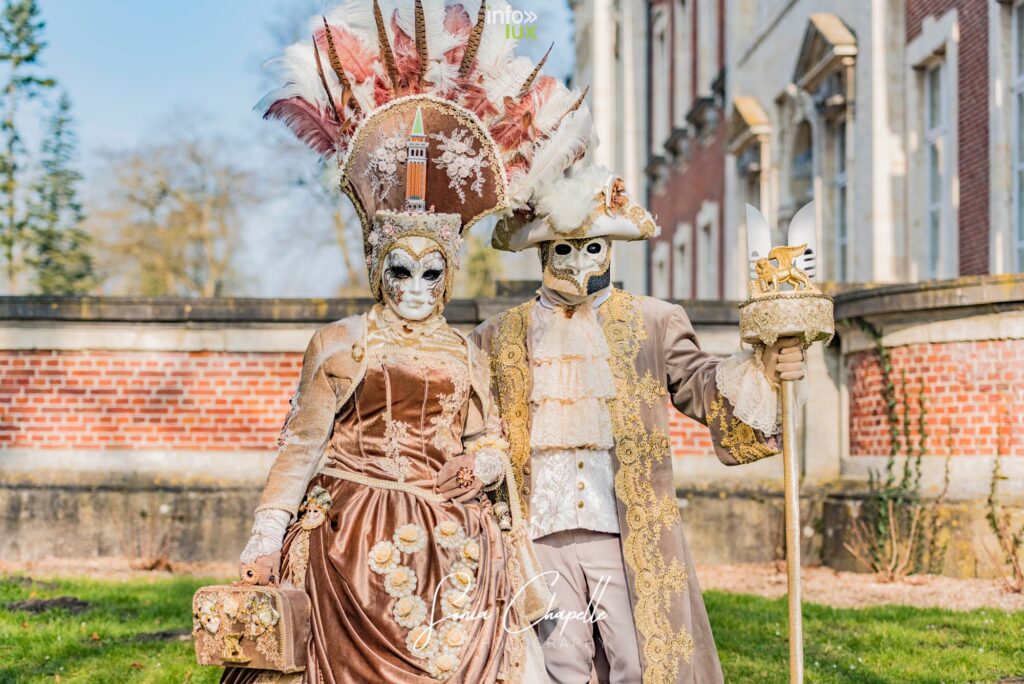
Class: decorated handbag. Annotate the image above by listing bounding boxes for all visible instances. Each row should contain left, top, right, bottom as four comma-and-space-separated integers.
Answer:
191, 583, 310, 673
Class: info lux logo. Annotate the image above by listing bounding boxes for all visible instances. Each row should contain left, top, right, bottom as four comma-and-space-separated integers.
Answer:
486, 4, 539, 39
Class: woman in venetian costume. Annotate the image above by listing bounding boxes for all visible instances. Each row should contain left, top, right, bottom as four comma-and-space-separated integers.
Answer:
223, 1, 593, 682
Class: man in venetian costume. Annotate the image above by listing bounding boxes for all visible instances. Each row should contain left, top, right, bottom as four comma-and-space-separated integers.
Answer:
473, 166, 806, 684
225, 1, 594, 681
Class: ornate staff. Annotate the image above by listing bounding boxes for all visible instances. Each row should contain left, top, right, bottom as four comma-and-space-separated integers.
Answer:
739, 202, 834, 683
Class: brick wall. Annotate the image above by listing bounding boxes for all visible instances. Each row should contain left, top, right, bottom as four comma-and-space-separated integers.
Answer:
848, 340, 1024, 459
669, 409, 716, 457
649, 120, 728, 298
906, 0, 990, 275
0, 347, 721, 459
0, 350, 298, 451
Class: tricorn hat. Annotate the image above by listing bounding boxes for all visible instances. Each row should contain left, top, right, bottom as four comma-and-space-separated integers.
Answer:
491, 162, 660, 252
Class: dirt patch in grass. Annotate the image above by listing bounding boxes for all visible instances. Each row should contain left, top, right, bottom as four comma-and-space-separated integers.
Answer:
132, 629, 191, 642
696, 562, 1024, 611
0, 556, 235, 581
5, 596, 91, 614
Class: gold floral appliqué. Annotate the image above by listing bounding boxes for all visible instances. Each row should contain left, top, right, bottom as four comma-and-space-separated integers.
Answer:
707, 394, 779, 464
489, 302, 533, 519
601, 290, 695, 681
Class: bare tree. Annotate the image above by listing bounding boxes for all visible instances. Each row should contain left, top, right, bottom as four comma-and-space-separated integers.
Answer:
87, 133, 254, 297
261, 0, 369, 296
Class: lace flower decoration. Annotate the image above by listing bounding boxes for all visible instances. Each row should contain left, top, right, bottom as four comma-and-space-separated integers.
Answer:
393, 524, 428, 554
434, 521, 466, 549
407, 624, 438, 659
243, 594, 281, 638
427, 650, 459, 680
393, 594, 428, 629
429, 128, 486, 204
437, 621, 469, 655
447, 561, 476, 593
368, 540, 400, 574
364, 123, 408, 201
440, 587, 472, 617
458, 538, 481, 568
384, 565, 418, 598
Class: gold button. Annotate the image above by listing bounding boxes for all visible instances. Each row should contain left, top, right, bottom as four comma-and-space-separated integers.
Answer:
576, 501, 584, 509
522, 486, 530, 495
577, 482, 585, 491
577, 461, 584, 469
523, 465, 531, 475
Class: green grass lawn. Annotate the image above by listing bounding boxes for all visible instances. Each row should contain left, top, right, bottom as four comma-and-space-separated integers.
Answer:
1, 575, 1022, 683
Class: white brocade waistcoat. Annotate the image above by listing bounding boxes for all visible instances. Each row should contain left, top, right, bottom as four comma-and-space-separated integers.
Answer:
527, 292, 620, 540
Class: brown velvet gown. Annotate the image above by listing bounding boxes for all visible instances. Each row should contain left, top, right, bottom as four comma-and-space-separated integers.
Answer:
224, 312, 516, 684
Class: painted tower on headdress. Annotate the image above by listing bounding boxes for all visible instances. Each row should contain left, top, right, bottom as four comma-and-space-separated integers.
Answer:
405, 107, 428, 212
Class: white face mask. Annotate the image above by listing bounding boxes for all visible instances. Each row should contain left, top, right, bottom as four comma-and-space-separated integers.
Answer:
541, 237, 612, 297
381, 246, 447, 321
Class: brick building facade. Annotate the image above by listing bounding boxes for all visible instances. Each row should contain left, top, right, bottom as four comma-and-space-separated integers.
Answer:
638, 0, 1024, 298
646, 0, 729, 301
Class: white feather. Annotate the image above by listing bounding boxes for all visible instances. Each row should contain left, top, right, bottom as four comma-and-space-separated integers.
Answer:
392, 0, 461, 60
534, 163, 614, 233
324, 0, 399, 50
508, 107, 593, 209
483, 56, 533, 105
532, 86, 578, 132
351, 78, 377, 114
474, 0, 516, 77
257, 42, 331, 113
426, 60, 460, 95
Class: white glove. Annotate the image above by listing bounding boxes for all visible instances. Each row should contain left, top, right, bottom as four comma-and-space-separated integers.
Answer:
239, 509, 291, 564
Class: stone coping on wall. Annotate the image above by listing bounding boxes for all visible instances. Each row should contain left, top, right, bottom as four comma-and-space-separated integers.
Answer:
3, 275, 1020, 325
832, 274, 1024, 321
0, 294, 743, 326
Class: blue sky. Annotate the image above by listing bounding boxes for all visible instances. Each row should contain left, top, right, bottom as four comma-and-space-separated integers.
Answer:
37, 0, 574, 296
41, 0, 294, 169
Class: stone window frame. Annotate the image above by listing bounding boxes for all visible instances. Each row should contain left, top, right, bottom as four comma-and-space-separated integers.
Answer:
906, 9, 960, 281
1013, 1, 1024, 270
923, 62, 948, 278
672, 223, 694, 299
651, 240, 671, 299
832, 116, 850, 282
695, 0, 719, 98
650, 4, 673, 153
695, 200, 721, 300
672, 0, 692, 131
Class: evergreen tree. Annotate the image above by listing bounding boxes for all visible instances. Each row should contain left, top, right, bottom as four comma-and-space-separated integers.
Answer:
26, 91, 94, 294
0, 0, 53, 292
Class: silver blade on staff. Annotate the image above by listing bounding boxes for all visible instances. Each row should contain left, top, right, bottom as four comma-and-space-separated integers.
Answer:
740, 202, 833, 684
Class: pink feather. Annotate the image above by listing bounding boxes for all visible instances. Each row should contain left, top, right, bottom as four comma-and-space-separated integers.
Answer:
444, 4, 471, 35
458, 76, 497, 120
264, 97, 340, 156
314, 25, 378, 83
390, 13, 423, 92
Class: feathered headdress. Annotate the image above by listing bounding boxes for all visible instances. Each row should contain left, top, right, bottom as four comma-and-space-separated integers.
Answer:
258, 0, 594, 233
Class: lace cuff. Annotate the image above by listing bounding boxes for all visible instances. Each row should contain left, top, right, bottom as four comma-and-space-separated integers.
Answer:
239, 509, 291, 564
714, 347, 806, 435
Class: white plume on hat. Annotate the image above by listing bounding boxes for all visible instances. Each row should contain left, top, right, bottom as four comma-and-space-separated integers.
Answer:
492, 161, 661, 252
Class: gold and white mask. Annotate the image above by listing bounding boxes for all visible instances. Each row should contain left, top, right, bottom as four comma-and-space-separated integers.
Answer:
380, 236, 449, 321
540, 237, 612, 298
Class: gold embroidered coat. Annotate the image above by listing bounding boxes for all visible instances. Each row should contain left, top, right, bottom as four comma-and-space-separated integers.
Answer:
472, 289, 780, 684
